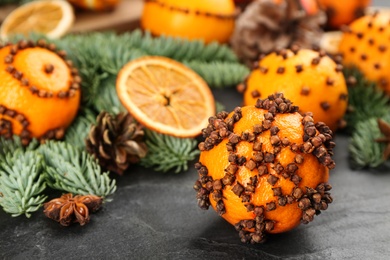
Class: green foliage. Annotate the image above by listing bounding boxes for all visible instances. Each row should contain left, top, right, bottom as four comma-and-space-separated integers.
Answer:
343, 68, 390, 169
0, 150, 47, 217
184, 60, 250, 88
94, 75, 126, 114
0, 136, 38, 161
64, 108, 97, 150
118, 30, 238, 63
349, 117, 390, 169
0, 136, 117, 217
343, 68, 390, 132
39, 141, 117, 198
141, 130, 200, 173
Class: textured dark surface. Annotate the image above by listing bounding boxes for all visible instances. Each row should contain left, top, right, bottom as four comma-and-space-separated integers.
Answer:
1, 86, 390, 260
2, 1, 390, 259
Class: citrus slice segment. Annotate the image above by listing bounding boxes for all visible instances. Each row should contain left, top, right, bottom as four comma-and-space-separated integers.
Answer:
116, 56, 215, 138
0, 0, 75, 40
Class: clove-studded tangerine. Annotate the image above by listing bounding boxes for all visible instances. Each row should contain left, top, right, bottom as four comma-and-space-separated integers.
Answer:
339, 12, 390, 95
0, 40, 80, 144
194, 93, 335, 243
242, 48, 348, 131
318, 0, 370, 29
141, 0, 236, 44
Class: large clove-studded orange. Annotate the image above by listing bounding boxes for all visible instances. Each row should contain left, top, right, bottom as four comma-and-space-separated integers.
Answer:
339, 12, 390, 95
194, 93, 335, 243
242, 48, 348, 131
141, 0, 236, 44
0, 40, 80, 144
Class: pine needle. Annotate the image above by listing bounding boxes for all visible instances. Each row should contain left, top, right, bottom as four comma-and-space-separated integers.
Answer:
343, 68, 390, 132
0, 150, 47, 217
93, 75, 126, 114
127, 30, 238, 62
141, 130, 200, 173
64, 108, 97, 150
185, 60, 250, 88
39, 141, 117, 199
349, 116, 390, 169
0, 136, 39, 161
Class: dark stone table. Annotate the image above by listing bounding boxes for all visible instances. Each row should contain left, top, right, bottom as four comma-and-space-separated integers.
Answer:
1, 1, 390, 259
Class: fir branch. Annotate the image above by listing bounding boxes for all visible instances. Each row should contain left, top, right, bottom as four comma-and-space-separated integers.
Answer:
141, 130, 200, 173
60, 35, 110, 107
128, 30, 238, 62
343, 68, 390, 132
64, 108, 97, 150
349, 117, 390, 169
0, 135, 38, 161
93, 75, 126, 114
39, 141, 117, 199
184, 60, 250, 88
0, 150, 47, 217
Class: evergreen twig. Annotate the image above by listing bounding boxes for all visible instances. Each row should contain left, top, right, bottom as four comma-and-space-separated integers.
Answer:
39, 141, 117, 199
349, 116, 390, 169
64, 108, 97, 150
141, 130, 200, 173
184, 60, 250, 88
0, 150, 47, 217
124, 30, 238, 62
93, 75, 126, 114
0, 136, 38, 161
343, 68, 390, 132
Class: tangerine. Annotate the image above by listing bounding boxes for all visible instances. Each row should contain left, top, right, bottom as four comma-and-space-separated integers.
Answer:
141, 0, 236, 44
194, 93, 335, 243
318, 0, 371, 29
0, 40, 81, 144
338, 12, 390, 95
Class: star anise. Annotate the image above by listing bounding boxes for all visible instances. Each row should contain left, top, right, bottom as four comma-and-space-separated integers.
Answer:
43, 193, 103, 226
375, 119, 390, 160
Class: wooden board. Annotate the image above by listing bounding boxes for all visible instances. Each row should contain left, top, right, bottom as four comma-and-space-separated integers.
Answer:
0, 0, 143, 33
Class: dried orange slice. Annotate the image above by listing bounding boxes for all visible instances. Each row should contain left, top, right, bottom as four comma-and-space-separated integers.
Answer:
0, 0, 75, 40
116, 56, 215, 138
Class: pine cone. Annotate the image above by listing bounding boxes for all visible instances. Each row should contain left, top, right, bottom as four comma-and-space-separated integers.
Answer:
230, 0, 327, 67
86, 111, 148, 175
